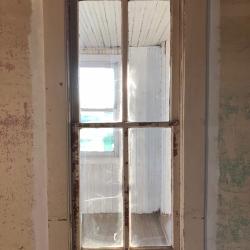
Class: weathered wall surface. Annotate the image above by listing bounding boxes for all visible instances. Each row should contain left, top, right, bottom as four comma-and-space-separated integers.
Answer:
0, 0, 49, 249
2, 0, 250, 249
0, 0, 69, 249
0, 1, 34, 248
216, 0, 250, 248
207, 0, 250, 249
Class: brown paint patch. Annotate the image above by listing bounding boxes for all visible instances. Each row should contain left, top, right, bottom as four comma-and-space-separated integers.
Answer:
0, 61, 16, 72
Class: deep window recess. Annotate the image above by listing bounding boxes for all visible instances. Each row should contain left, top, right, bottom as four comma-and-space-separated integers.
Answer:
70, 0, 179, 250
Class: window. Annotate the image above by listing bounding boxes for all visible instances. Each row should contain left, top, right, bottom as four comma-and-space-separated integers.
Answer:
79, 59, 121, 154
69, 1, 179, 250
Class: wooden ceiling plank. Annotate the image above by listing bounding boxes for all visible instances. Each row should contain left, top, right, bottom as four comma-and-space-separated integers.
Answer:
144, 1, 160, 46
154, 2, 169, 45
136, 2, 147, 46
79, 6, 93, 48
79, 3, 95, 48
138, 1, 156, 46
79, 1, 170, 50
82, 2, 101, 47
92, 2, 106, 47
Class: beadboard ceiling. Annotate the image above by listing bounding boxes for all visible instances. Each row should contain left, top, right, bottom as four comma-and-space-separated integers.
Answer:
79, 1, 170, 49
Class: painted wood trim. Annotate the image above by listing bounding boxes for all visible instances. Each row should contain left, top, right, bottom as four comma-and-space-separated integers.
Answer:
77, 121, 179, 128
82, 247, 173, 250
121, 0, 129, 249
180, 0, 207, 249
170, 0, 182, 249
68, 0, 81, 250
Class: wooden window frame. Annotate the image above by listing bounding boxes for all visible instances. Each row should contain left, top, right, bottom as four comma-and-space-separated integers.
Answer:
67, 0, 207, 250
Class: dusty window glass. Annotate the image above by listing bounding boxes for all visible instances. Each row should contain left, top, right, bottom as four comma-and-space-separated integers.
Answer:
129, 128, 172, 247
128, 0, 171, 122
79, 1, 122, 124
80, 128, 123, 248
77, 0, 172, 249
127, 2, 172, 245
79, 1, 123, 248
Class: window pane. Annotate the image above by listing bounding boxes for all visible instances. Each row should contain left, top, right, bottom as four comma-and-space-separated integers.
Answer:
79, 1, 122, 123
129, 128, 172, 247
80, 67, 115, 109
128, 1, 171, 122
80, 128, 115, 152
80, 111, 114, 123
80, 128, 123, 248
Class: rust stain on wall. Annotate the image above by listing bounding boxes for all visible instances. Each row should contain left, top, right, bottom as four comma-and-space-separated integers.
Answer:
0, 62, 16, 72
173, 132, 178, 157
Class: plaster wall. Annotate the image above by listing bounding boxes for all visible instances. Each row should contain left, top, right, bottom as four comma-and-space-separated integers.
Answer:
207, 0, 250, 249
0, 0, 49, 249
0, 0, 69, 249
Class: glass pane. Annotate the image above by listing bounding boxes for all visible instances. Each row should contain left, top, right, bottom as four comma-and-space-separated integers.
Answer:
128, 1, 171, 122
80, 128, 115, 152
80, 111, 114, 123
80, 67, 116, 109
79, 1, 122, 123
80, 128, 123, 248
129, 128, 172, 247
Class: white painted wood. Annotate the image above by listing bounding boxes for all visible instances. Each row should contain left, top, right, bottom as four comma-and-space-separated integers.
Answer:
79, 1, 170, 49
